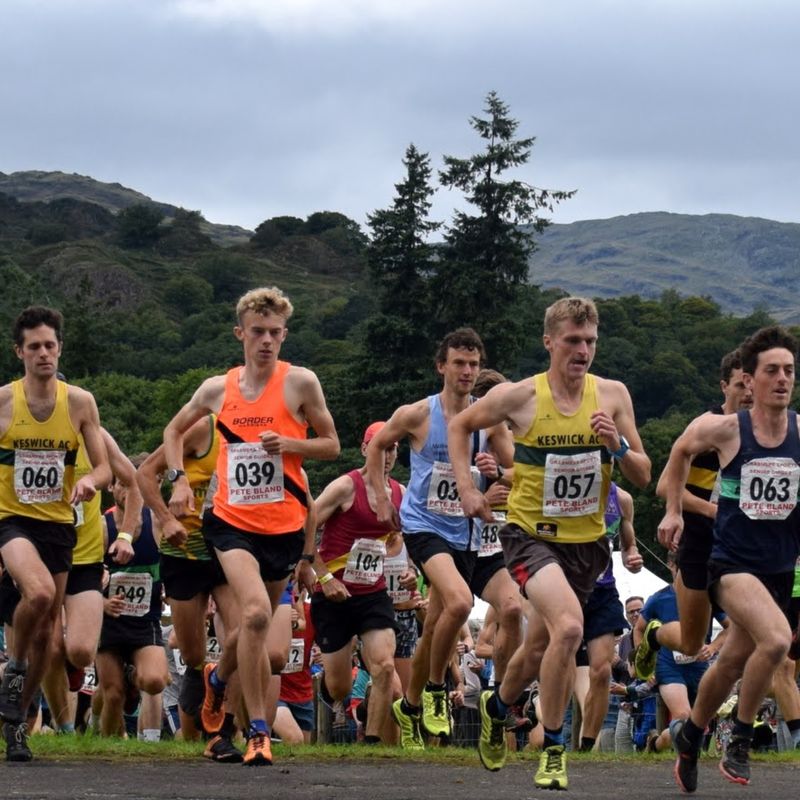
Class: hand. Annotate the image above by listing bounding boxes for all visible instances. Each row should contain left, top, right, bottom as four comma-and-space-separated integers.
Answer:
590, 410, 622, 452
374, 495, 400, 529
483, 481, 510, 507
295, 561, 317, 595
459, 486, 493, 522
108, 537, 134, 565
474, 451, 499, 478
321, 576, 351, 602
168, 479, 195, 516
696, 644, 715, 662
104, 594, 125, 618
162, 517, 188, 547
449, 687, 465, 708
398, 568, 418, 591
259, 430, 290, 455
609, 682, 627, 696
70, 476, 97, 505
657, 511, 684, 551
621, 546, 643, 573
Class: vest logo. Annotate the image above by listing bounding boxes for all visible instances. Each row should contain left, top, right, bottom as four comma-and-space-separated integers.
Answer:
536, 522, 558, 538
231, 416, 274, 426
535, 433, 601, 447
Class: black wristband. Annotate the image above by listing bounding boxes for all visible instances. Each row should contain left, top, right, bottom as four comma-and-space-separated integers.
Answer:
298, 553, 314, 564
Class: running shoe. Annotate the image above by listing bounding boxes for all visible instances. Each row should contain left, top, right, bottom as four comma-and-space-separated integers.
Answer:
634, 619, 662, 680
504, 702, 534, 733
204, 734, 243, 763
391, 698, 424, 750
534, 744, 568, 790
0, 668, 26, 724
243, 732, 272, 766
3, 721, 32, 762
200, 663, 225, 735
179, 666, 206, 716
478, 691, 507, 772
719, 735, 750, 785
671, 718, 699, 794
421, 687, 450, 737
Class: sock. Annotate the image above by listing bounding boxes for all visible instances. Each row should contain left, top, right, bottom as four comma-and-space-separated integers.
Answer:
249, 719, 269, 737
543, 726, 565, 749
579, 736, 596, 752
731, 717, 754, 741
400, 697, 420, 716
682, 718, 704, 750
57, 723, 76, 734
487, 692, 509, 720
363, 734, 381, 744
425, 681, 446, 693
220, 712, 236, 739
646, 625, 662, 651
139, 728, 161, 742
786, 718, 800, 746
208, 666, 226, 693
7, 658, 27, 673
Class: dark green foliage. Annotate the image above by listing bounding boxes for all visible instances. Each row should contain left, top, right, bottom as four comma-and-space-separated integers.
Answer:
116, 203, 164, 248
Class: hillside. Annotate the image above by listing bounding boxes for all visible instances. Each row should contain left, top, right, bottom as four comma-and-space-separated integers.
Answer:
530, 212, 800, 322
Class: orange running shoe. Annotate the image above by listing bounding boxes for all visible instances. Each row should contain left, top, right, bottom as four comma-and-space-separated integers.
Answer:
243, 732, 273, 766
200, 663, 225, 735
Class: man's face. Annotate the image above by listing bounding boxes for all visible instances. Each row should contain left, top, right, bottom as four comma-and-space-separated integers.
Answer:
15, 324, 61, 379
721, 367, 753, 412
624, 599, 643, 626
746, 347, 795, 410
235, 310, 288, 367
544, 320, 598, 380
437, 347, 481, 395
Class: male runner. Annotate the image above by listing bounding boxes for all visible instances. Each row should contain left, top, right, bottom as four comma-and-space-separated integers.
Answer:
659, 325, 800, 792
449, 297, 650, 789
162, 286, 339, 765
636, 348, 752, 678
366, 328, 516, 748
0, 306, 110, 761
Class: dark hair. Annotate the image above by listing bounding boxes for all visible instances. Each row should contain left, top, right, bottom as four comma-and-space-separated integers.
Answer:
719, 349, 743, 383
434, 327, 486, 366
473, 368, 507, 398
624, 596, 643, 608
739, 326, 798, 376
13, 306, 64, 347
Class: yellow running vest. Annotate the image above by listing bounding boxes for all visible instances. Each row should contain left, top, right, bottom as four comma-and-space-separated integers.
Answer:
0, 380, 80, 524
507, 372, 612, 543
72, 435, 103, 564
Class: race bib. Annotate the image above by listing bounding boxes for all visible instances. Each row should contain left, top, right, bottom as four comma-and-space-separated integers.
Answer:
14, 449, 66, 504
479, 512, 506, 558
426, 462, 480, 517
73, 500, 85, 527
673, 652, 698, 665
739, 457, 800, 520
384, 560, 411, 603
80, 664, 98, 696
226, 442, 284, 505
109, 571, 152, 617
543, 451, 602, 517
173, 648, 187, 676
206, 634, 222, 664
342, 538, 386, 585
282, 637, 305, 674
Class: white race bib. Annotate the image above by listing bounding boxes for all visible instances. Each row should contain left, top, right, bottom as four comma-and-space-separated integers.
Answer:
342, 538, 386, 585
479, 512, 506, 558
73, 501, 85, 527
282, 637, 305, 674
543, 451, 602, 517
173, 649, 187, 676
426, 462, 480, 517
385, 560, 411, 603
14, 449, 66, 504
226, 443, 284, 505
109, 572, 153, 617
739, 457, 800, 520
206, 635, 222, 664
673, 652, 698, 665
80, 664, 98, 695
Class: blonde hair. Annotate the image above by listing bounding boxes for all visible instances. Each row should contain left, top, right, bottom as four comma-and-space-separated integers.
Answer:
543, 296, 598, 335
235, 287, 294, 324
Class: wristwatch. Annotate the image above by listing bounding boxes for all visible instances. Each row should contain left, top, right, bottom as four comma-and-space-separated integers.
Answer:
166, 468, 186, 482
298, 553, 315, 564
608, 436, 630, 460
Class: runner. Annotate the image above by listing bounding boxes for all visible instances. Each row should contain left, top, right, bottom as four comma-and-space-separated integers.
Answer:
636, 348, 753, 678
659, 325, 800, 792
162, 286, 339, 765
365, 328, 515, 748
449, 297, 650, 789
0, 306, 110, 761
311, 421, 412, 745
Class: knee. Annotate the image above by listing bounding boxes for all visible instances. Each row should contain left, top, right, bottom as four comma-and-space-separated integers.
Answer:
102, 681, 125, 708
497, 596, 523, 630
760, 632, 791, 665
27, 585, 56, 616
369, 655, 395, 686
324, 672, 353, 701
269, 647, 289, 673
139, 674, 167, 695
553, 618, 584, 651
446, 596, 473, 625
589, 660, 611, 687
67, 643, 96, 670
242, 604, 269, 634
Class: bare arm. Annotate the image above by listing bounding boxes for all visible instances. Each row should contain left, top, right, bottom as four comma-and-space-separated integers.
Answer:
73, 389, 112, 503
103, 429, 140, 565
616, 487, 643, 573
655, 460, 717, 520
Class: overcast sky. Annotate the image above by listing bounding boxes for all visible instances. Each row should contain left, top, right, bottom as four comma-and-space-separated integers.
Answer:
2, 0, 798, 232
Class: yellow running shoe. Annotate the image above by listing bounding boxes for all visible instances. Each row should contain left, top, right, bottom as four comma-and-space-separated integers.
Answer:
391, 698, 424, 750
634, 619, 662, 680
535, 745, 568, 790
478, 691, 507, 772
421, 687, 450, 737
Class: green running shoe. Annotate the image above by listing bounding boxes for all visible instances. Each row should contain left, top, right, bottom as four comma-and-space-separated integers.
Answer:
421, 687, 451, 737
391, 698, 424, 750
478, 691, 507, 772
635, 618, 662, 680
535, 744, 567, 790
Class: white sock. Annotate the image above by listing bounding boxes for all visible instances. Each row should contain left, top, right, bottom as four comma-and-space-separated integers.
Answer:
139, 728, 161, 742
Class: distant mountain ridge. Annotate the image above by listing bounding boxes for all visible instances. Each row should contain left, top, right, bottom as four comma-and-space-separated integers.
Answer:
0, 170, 252, 247
530, 212, 800, 322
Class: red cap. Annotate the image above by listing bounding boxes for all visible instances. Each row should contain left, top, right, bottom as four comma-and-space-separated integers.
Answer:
362, 421, 386, 445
